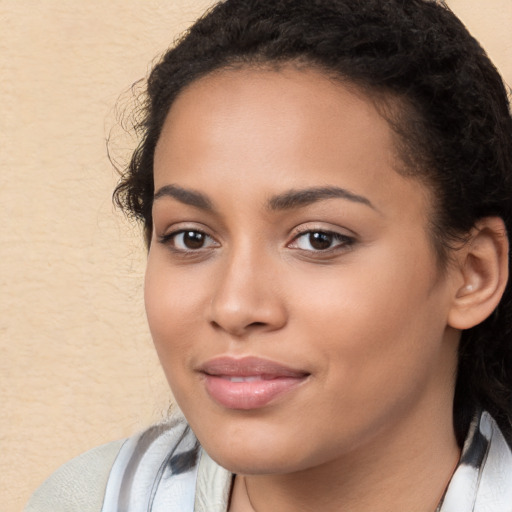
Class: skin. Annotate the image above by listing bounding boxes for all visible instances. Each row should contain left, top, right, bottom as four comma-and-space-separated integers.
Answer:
146, 67, 465, 511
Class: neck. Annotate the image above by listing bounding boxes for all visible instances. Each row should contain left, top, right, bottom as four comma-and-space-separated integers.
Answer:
229, 402, 460, 512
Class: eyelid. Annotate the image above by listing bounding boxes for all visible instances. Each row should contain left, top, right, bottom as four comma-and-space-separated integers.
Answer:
156, 221, 215, 239
157, 224, 220, 252
290, 222, 356, 240
287, 224, 356, 252
159, 229, 216, 244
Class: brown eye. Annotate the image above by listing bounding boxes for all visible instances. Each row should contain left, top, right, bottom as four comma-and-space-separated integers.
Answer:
160, 230, 218, 251
182, 231, 206, 249
308, 232, 333, 250
289, 230, 354, 252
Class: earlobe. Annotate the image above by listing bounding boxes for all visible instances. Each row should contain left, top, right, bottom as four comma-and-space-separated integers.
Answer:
448, 217, 509, 330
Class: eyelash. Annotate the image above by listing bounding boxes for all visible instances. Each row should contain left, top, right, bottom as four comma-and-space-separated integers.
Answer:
157, 228, 355, 255
288, 229, 355, 253
158, 229, 218, 252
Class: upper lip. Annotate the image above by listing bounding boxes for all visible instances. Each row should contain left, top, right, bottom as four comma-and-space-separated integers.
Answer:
198, 356, 310, 378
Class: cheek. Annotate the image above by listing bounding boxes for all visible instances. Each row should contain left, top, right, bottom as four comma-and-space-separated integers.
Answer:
144, 254, 206, 359
291, 242, 447, 384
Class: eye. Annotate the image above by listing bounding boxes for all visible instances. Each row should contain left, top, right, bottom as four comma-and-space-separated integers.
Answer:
159, 229, 218, 251
289, 230, 354, 252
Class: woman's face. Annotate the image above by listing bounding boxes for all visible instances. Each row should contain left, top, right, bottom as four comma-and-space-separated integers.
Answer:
146, 67, 461, 474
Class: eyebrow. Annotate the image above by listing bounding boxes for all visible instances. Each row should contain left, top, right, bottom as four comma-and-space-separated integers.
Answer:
153, 184, 213, 210
267, 186, 375, 211
153, 184, 375, 213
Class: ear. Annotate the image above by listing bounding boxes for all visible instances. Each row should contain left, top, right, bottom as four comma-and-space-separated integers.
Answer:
448, 217, 509, 330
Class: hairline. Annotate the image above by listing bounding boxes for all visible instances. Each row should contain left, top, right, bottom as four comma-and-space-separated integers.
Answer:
147, 58, 456, 269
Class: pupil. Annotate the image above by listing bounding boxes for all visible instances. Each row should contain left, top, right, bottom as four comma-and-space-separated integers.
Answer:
184, 231, 205, 249
309, 232, 332, 250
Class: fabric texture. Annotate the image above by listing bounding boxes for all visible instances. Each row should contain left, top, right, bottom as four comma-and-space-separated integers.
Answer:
24, 439, 124, 512
25, 411, 512, 512
436, 411, 512, 511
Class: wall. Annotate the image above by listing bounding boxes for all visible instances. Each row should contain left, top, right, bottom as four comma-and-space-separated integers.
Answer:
1, 1, 510, 510
1, 1, 216, 509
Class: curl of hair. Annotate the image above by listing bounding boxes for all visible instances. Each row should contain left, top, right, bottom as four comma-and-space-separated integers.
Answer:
113, 0, 512, 444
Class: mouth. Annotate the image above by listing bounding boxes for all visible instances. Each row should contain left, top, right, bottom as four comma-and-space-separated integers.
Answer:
222, 376, 271, 383
198, 356, 310, 410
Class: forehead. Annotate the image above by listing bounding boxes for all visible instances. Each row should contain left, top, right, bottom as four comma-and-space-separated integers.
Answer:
161, 66, 393, 149
154, 66, 431, 219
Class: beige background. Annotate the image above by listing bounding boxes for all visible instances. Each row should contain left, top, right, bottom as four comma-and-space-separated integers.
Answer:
1, 1, 511, 510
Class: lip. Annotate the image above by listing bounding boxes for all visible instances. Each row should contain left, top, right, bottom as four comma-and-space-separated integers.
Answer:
198, 356, 310, 410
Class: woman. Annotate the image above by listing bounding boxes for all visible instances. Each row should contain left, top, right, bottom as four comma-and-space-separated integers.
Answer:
26, 0, 512, 510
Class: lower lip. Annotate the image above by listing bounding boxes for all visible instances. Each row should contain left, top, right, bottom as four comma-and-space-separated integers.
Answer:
203, 375, 307, 410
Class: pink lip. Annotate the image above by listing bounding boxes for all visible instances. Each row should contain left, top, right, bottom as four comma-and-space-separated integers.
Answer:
198, 356, 310, 410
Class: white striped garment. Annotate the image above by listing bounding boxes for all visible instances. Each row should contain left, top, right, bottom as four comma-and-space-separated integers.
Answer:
101, 411, 512, 512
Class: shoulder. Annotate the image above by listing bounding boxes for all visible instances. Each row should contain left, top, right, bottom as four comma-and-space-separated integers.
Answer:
24, 418, 228, 512
24, 439, 125, 512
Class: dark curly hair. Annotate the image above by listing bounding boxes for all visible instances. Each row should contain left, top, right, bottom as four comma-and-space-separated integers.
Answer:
113, 0, 512, 445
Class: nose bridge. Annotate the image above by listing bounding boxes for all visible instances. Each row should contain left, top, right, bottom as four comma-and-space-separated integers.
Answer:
208, 238, 286, 336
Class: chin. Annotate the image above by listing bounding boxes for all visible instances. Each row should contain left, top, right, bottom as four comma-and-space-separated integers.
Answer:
206, 445, 304, 475
194, 422, 324, 476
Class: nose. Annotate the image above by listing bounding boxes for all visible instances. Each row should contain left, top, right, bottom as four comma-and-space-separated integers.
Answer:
208, 249, 288, 337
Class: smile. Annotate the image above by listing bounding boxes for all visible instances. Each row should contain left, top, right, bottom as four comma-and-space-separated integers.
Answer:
224, 376, 266, 383
198, 356, 310, 410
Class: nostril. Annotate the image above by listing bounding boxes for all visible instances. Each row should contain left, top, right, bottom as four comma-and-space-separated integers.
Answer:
210, 320, 222, 330
208, 290, 288, 335
248, 322, 267, 328
209, 319, 269, 336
